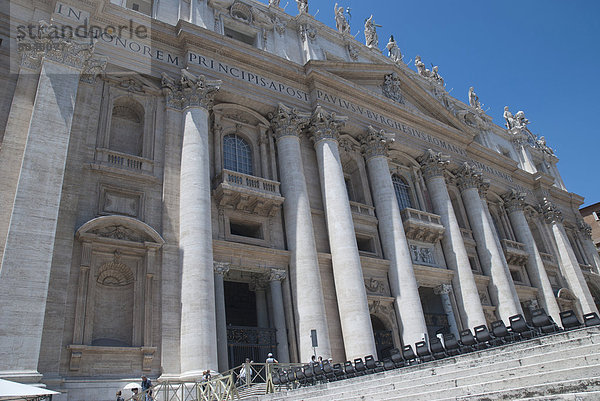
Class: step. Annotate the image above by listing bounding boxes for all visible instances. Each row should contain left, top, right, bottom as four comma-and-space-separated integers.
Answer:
339, 353, 600, 401
514, 390, 600, 401
458, 376, 600, 401
261, 328, 600, 401
303, 348, 600, 401
269, 338, 600, 401
374, 364, 600, 401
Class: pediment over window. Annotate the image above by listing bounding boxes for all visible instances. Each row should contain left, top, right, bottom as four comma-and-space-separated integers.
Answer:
76, 215, 164, 245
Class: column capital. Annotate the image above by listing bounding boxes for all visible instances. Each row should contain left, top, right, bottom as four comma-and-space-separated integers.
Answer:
577, 219, 593, 240
269, 268, 287, 282
268, 103, 310, 140
213, 261, 231, 275
308, 106, 347, 144
161, 69, 221, 110
502, 189, 526, 213
417, 149, 449, 179
17, 21, 106, 78
359, 126, 393, 160
539, 198, 563, 224
455, 162, 484, 193
249, 276, 268, 291
434, 283, 453, 295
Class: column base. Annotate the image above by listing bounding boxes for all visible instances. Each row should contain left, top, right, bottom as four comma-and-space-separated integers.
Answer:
178, 370, 207, 382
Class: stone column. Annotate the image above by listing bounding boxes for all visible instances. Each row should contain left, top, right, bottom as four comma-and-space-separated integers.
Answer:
253, 279, 269, 328
456, 163, 522, 323
359, 127, 428, 346
502, 191, 561, 323
269, 104, 331, 360
162, 70, 222, 378
434, 284, 459, 338
269, 269, 290, 363
309, 106, 377, 360
577, 219, 600, 274
214, 262, 230, 372
417, 150, 486, 329
540, 199, 599, 314
0, 32, 103, 381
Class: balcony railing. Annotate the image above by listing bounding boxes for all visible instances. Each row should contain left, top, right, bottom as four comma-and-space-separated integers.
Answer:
95, 148, 154, 174
349, 201, 376, 218
220, 169, 281, 196
213, 169, 284, 217
401, 207, 445, 243
501, 238, 529, 266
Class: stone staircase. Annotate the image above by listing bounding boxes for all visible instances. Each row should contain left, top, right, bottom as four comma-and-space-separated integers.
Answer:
252, 326, 600, 401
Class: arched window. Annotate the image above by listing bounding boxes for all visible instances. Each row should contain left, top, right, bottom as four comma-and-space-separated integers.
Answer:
109, 98, 144, 156
223, 134, 253, 175
392, 174, 413, 211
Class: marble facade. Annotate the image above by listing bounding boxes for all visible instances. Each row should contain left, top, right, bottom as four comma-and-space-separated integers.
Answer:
0, 1, 599, 399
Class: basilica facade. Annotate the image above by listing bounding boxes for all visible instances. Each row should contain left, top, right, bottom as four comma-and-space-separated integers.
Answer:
1, 0, 600, 399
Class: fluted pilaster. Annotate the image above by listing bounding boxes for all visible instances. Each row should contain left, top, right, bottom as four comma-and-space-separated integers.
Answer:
0, 26, 103, 380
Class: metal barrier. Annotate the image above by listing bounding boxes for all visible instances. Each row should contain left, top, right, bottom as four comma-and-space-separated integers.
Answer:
127, 362, 306, 401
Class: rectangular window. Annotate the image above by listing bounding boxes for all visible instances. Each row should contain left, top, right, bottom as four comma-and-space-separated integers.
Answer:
510, 269, 522, 283
230, 221, 262, 239
224, 27, 256, 46
132, 3, 139, 10
356, 235, 375, 253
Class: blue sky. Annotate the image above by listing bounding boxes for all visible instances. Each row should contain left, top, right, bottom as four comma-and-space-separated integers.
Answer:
264, 0, 600, 207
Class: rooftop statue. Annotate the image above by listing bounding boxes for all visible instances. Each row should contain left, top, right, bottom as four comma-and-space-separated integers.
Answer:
386, 35, 402, 63
415, 55, 428, 77
269, 0, 280, 7
514, 110, 529, 129
537, 136, 555, 156
468, 87, 482, 110
334, 3, 350, 34
431, 65, 444, 86
364, 15, 379, 48
503, 106, 515, 129
296, 0, 308, 14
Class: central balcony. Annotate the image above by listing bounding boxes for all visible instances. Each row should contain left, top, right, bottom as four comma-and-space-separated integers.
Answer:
401, 208, 445, 243
501, 239, 529, 266
213, 169, 284, 217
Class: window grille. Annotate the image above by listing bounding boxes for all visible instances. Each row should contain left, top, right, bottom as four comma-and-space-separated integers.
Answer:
392, 174, 413, 210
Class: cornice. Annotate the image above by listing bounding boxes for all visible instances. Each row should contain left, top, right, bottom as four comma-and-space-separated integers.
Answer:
305, 61, 473, 141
